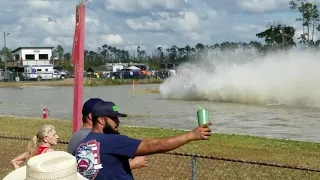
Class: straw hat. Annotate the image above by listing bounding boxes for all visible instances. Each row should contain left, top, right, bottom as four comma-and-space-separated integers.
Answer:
3, 151, 87, 180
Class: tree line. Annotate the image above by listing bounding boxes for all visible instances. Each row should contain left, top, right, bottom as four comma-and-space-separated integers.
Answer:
1, 0, 320, 70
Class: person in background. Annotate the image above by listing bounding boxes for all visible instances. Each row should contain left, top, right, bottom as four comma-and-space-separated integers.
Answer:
75, 101, 212, 180
10, 124, 59, 169
67, 98, 104, 156
68, 98, 148, 170
146, 69, 150, 79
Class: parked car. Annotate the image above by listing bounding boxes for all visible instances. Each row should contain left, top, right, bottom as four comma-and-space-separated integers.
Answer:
112, 68, 141, 79
0, 71, 14, 81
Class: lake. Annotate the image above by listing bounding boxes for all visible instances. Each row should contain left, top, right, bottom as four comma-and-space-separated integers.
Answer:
0, 84, 319, 142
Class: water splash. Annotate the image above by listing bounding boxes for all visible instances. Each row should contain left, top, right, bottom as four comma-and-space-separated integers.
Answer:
159, 50, 320, 106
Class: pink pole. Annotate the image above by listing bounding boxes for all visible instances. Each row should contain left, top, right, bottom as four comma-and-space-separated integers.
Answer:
72, 3, 85, 134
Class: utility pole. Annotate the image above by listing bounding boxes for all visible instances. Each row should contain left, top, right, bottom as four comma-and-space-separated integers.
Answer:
279, 28, 285, 51
3, 32, 6, 48
281, 31, 285, 51
3, 32, 9, 71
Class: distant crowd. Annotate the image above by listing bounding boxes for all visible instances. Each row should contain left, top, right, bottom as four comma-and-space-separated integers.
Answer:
87, 69, 176, 80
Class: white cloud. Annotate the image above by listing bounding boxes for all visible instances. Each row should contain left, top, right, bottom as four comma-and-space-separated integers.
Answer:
232, 23, 265, 33
125, 18, 163, 30
187, 32, 201, 41
27, 0, 51, 9
124, 11, 204, 34
43, 37, 60, 46
12, 25, 23, 32
105, 0, 185, 12
105, 0, 137, 12
1, 0, 319, 55
183, 11, 201, 32
18, 15, 75, 37
101, 34, 124, 45
154, 11, 205, 33
237, 0, 288, 13
151, 12, 170, 18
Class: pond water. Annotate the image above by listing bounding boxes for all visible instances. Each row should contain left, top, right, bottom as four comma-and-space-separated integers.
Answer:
0, 84, 319, 142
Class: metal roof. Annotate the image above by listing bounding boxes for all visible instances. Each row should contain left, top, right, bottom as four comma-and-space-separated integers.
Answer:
11, 47, 54, 53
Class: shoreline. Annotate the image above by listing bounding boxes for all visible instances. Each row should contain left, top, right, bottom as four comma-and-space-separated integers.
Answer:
0, 78, 164, 88
0, 115, 317, 143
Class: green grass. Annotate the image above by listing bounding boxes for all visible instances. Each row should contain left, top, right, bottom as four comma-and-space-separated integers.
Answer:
1, 116, 320, 179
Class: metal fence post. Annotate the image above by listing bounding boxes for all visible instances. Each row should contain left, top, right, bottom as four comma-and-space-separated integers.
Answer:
191, 153, 197, 180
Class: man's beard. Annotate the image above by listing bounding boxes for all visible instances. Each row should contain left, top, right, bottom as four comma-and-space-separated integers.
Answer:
103, 122, 119, 134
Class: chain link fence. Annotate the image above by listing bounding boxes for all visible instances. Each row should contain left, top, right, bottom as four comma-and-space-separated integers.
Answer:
85, 69, 172, 80
0, 72, 67, 82
0, 70, 170, 82
0, 135, 319, 180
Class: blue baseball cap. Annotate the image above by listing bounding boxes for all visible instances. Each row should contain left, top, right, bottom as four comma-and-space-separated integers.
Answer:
91, 101, 127, 117
82, 98, 104, 116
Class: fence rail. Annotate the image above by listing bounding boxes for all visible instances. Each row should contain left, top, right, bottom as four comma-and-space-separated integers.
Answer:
0, 135, 319, 180
0, 72, 66, 82
0, 69, 173, 82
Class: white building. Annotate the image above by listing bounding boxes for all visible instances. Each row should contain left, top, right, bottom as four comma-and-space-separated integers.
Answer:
7, 47, 54, 68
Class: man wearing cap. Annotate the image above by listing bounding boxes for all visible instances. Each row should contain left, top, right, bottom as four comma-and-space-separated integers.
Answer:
75, 101, 212, 180
67, 98, 103, 156
68, 98, 148, 171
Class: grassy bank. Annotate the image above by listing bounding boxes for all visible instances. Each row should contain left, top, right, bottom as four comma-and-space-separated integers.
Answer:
0, 116, 319, 179
0, 78, 163, 88
132, 88, 160, 94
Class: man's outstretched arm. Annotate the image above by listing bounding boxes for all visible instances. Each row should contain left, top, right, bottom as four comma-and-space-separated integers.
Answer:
135, 122, 212, 156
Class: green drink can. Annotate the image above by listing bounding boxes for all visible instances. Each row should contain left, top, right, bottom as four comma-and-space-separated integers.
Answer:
197, 108, 209, 126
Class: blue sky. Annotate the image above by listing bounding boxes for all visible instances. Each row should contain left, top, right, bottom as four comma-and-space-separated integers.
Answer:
0, 0, 319, 54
